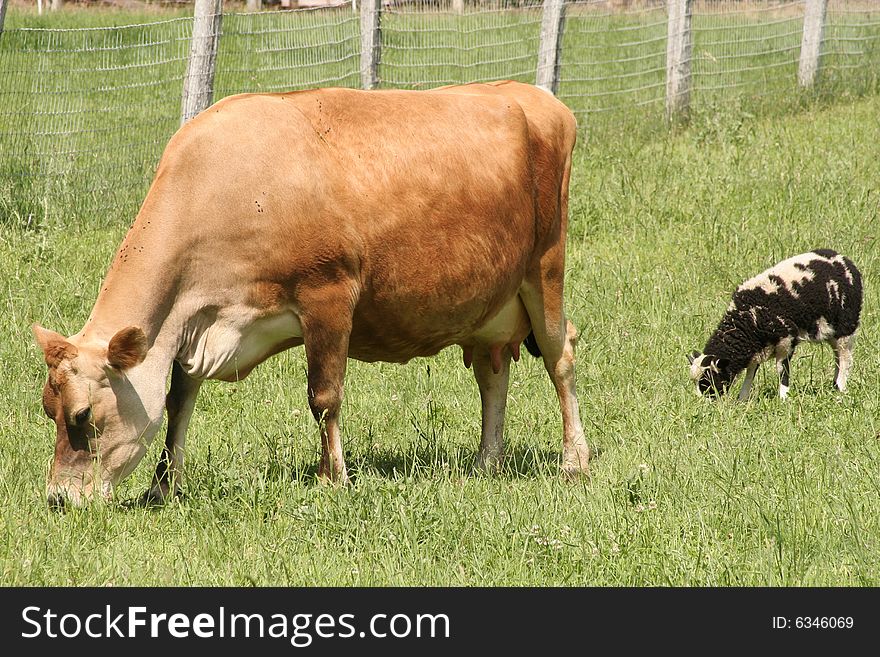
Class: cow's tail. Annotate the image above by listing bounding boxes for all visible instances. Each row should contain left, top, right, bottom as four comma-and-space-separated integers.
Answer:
523, 332, 542, 358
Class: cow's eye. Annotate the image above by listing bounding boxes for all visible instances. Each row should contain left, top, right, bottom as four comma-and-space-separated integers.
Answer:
74, 408, 91, 426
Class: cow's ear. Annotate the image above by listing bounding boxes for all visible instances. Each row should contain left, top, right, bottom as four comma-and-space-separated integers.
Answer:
32, 324, 78, 367
107, 327, 148, 371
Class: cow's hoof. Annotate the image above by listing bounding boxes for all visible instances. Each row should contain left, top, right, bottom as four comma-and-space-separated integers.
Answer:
561, 463, 590, 482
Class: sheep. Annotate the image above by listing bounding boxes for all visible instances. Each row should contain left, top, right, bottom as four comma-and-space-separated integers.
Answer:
688, 249, 863, 400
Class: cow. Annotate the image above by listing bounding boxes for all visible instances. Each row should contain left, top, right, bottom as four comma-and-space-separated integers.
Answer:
32, 80, 590, 507
688, 249, 862, 400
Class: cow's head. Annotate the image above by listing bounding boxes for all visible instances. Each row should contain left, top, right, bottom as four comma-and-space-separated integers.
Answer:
687, 351, 732, 398
32, 324, 160, 507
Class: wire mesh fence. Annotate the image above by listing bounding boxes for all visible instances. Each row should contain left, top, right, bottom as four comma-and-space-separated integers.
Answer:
215, 4, 359, 96
558, 1, 668, 119
380, 1, 545, 89
0, 16, 192, 225
1, 0, 879, 227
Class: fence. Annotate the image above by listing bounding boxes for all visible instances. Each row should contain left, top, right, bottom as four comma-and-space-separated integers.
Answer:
1, 0, 879, 226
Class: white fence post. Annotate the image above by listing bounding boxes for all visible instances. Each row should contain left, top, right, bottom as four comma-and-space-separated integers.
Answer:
666, 0, 693, 122
536, 0, 566, 95
799, 0, 828, 88
246, 0, 262, 11
360, 0, 381, 90
181, 0, 223, 126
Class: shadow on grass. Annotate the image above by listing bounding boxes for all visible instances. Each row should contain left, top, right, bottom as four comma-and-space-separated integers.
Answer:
292, 439, 602, 484
115, 438, 603, 510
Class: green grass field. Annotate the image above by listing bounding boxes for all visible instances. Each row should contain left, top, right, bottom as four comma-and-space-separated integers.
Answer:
1, 5, 880, 586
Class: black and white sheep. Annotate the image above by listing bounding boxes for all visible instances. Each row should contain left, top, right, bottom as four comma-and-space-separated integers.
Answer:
688, 249, 862, 400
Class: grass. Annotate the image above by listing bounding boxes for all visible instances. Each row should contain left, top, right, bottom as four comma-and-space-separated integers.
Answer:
1, 5, 880, 586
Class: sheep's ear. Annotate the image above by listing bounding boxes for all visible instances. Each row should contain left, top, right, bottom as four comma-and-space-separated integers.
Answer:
687, 350, 700, 365
715, 358, 730, 371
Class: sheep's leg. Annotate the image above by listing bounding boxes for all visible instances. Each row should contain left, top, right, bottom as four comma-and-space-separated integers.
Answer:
831, 334, 855, 392
775, 342, 794, 400
738, 362, 759, 401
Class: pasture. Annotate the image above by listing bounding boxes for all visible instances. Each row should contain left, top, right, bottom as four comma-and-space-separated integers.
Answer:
1, 5, 880, 586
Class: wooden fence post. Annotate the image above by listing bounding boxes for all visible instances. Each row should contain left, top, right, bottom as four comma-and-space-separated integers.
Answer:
666, 0, 693, 123
452, 0, 464, 14
360, 0, 381, 90
536, 0, 566, 94
798, 0, 828, 88
0, 0, 8, 37
181, 0, 223, 126
246, 0, 262, 11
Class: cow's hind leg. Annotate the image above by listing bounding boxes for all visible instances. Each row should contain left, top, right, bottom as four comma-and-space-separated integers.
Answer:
142, 361, 202, 505
831, 334, 856, 392
519, 281, 590, 479
301, 296, 353, 484
472, 347, 512, 473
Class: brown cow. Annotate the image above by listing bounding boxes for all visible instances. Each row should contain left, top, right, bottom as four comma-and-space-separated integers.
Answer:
32, 80, 590, 506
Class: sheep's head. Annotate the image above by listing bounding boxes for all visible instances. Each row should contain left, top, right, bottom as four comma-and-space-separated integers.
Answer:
687, 351, 732, 398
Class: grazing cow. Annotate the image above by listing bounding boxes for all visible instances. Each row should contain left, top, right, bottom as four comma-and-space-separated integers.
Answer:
688, 249, 862, 400
32, 81, 590, 506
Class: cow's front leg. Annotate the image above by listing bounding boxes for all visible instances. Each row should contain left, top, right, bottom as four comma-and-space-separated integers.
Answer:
472, 346, 512, 473
301, 297, 352, 485
142, 361, 201, 505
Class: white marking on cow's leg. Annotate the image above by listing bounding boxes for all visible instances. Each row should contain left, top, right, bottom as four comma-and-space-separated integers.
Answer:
302, 302, 352, 485
831, 334, 855, 392
472, 347, 511, 473
738, 362, 758, 401
143, 361, 201, 505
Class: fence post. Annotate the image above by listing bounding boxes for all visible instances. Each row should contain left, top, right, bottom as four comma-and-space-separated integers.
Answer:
50, 0, 63, 10
536, 0, 566, 94
360, 0, 381, 90
666, 0, 693, 123
798, 0, 828, 88
181, 0, 223, 126
246, 0, 262, 11
452, 0, 464, 14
